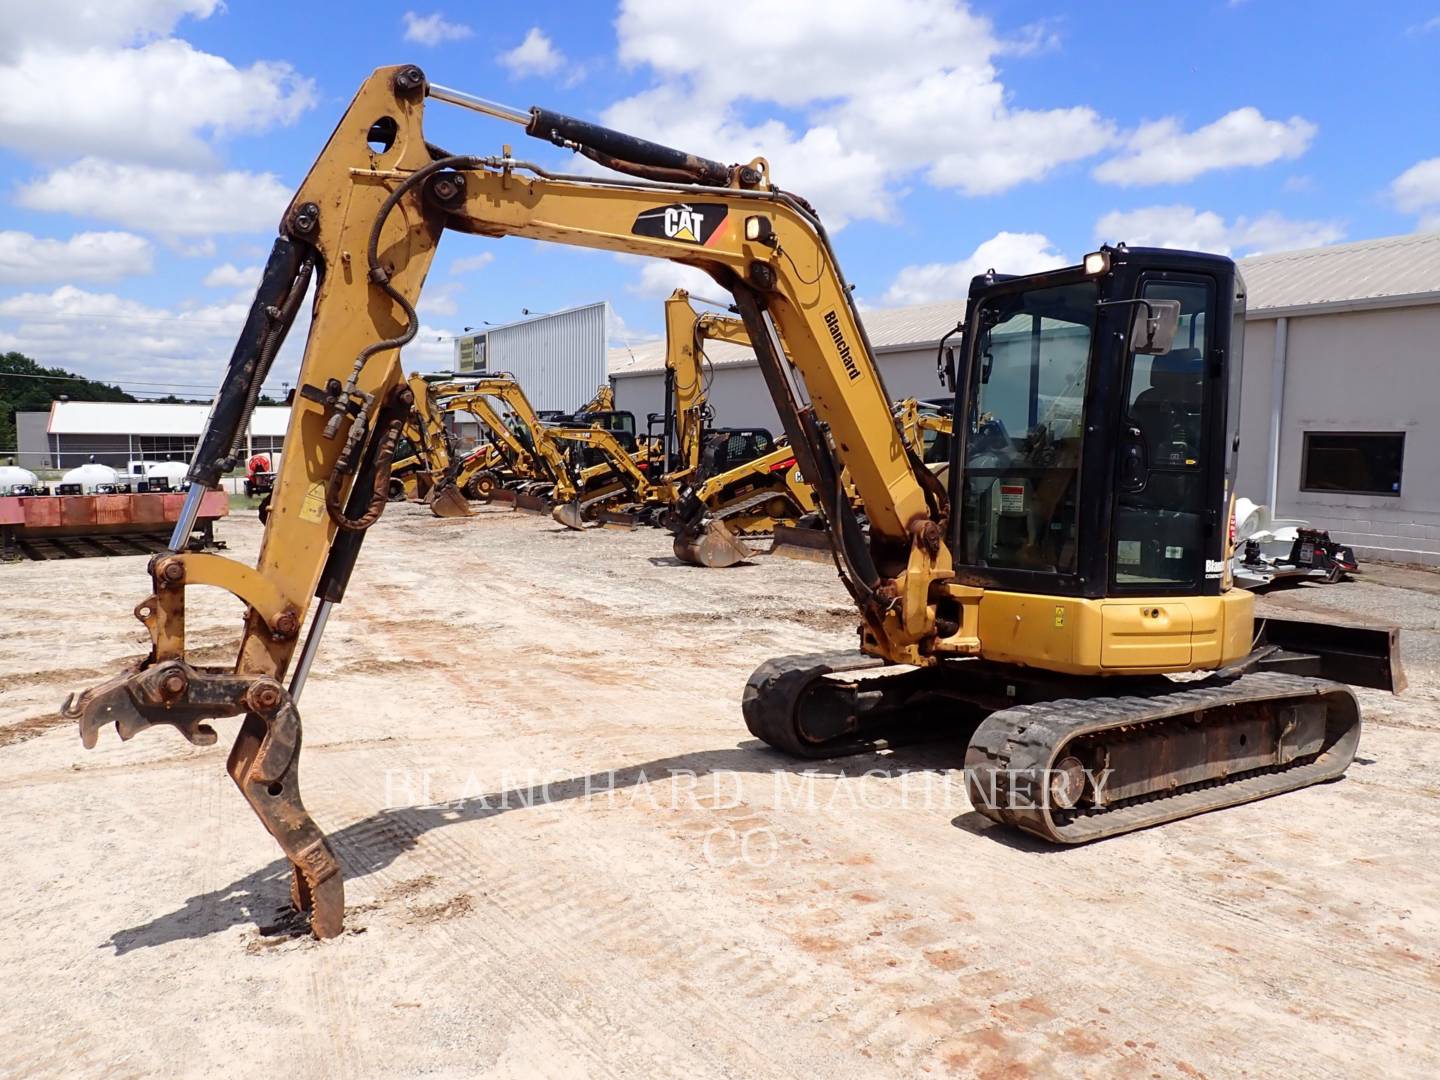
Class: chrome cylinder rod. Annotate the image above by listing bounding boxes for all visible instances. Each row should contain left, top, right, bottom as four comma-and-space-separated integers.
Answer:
427, 84, 530, 126
288, 599, 334, 703
167, 483, 208, 552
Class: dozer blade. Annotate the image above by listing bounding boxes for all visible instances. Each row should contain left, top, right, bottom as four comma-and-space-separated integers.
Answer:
674, 519, 756, 568
513, 490, 549, 513
427, 484, 472, 518
769, 523, 833, 563
552, 500, 587, 530
964, 671, 1363, 844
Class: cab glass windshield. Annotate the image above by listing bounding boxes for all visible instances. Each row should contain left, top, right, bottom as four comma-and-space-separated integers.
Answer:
961, 282, 1097, 573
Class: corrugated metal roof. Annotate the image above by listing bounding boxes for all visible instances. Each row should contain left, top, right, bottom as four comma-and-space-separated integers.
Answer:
609, 298, 966, 377
1242, 230, 1440, 314
47, 401, 290, 437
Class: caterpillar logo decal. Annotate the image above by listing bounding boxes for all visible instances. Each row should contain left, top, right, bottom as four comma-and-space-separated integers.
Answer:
824, 309, 862, 381
632, 203, 729, 246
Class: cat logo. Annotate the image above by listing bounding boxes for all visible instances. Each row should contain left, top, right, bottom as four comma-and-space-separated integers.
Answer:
632, 202, 728, 246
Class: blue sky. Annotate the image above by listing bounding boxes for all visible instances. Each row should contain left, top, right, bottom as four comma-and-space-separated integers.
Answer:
1, 0, 1437, 396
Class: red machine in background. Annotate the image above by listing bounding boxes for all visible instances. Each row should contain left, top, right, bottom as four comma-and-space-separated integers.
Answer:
244, 454, 276, 498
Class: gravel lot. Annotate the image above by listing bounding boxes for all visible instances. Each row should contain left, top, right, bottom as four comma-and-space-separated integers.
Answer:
2, 503, 1437, 1079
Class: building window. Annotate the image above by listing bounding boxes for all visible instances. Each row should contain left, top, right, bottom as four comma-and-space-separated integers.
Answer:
1301, 432, 1404, 496
136, 435, 199, 460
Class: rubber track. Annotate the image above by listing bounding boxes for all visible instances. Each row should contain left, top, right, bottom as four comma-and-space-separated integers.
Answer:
742, 651, 886, 758
964, 671, 1361, 844
703, 486, 802, 533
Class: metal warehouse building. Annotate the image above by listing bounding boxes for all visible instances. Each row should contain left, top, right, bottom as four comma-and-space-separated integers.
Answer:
610, 300, 964, 432
611, 232, 1440, 565
1236, 231, 1440, 565
15, 401, 290, 473
453, 301, 610, 411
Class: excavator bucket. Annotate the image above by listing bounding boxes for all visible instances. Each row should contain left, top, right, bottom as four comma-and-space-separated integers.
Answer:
427, 483, 472, 518
769, 523, 833, 563
552, 500, 587, 530
673, 520, 756, 568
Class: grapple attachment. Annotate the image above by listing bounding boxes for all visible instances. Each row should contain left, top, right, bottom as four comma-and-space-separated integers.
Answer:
62, 659, 345, 937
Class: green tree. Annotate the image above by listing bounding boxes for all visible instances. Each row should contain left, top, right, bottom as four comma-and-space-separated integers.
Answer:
0, 351, 135, 456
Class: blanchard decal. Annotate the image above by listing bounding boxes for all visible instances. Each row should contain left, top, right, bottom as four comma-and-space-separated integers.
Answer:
824, 309, 862, 381
632, 203, 728, 245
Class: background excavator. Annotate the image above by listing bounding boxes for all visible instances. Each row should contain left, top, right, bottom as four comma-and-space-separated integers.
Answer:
387, 373, 471, 516
548, 288, 783, 532
64, 66, 1403, 939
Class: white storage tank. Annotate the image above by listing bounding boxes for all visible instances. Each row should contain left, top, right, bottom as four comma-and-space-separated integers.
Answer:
61, 463, 120, 493
145, 461, 189, 485
0, 465, 40, 494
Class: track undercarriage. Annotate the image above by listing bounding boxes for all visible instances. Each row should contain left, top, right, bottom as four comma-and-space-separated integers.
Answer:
742, 639, 1387, 843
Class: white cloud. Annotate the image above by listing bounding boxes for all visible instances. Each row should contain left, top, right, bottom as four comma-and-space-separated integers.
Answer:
608, 310, 661, 349
0, 284, 255, 386
998, 17, 1063, 56
0, 231, 153, 285
624, 259, 724, 301
882, 232, 1067, 305
0, 0, 220, 59
450, 252, 495, 274
0, 281, 459, 388
1408, 16, 1440, 35
16, 158, 292, 241
605, 0, 1116, 224
202, 263, 261, 289
401, 11, 474, 47
1094, 107, 1316, 186
1391, 157, 1440, 230
0, 39, 314, 166
417, 282, 462, 317
1094, 205, 1344, 256
499, 28, 566, 78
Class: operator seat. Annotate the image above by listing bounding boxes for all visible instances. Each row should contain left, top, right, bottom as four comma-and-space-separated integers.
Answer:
1130, 347, 1204, 469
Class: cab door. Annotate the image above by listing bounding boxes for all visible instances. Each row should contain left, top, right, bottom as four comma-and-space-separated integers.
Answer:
1110, 276, 1219, 594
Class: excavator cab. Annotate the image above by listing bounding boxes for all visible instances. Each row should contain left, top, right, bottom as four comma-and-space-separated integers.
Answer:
949, 245, 1237, 597
700, 428, 777, 478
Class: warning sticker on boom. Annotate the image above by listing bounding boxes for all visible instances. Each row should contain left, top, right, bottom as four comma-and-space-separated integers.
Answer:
299, 481, 326, 523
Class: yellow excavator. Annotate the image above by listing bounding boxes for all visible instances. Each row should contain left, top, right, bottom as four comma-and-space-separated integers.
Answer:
672, 398, 955, 567
64, 66, 1402, 938
386, 374, 472, 516
439, 375, 635, 511
438, 378, 569, 502
549, 288, 782, 531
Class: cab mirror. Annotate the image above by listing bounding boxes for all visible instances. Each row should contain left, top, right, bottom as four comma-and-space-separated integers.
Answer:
1129, 299, 1182, 355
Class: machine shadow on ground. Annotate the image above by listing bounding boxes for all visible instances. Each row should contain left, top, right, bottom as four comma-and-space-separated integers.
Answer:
103, 733, 983, 953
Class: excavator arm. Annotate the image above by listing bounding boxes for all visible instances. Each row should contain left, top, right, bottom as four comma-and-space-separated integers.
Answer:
575, 384, 615, 414
393, 374, 470, 515
62, 64, 951, 937
659, 289, 749, 482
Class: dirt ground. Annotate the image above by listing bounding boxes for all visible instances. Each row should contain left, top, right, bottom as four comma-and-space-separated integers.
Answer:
2, 504, 1438, 1079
